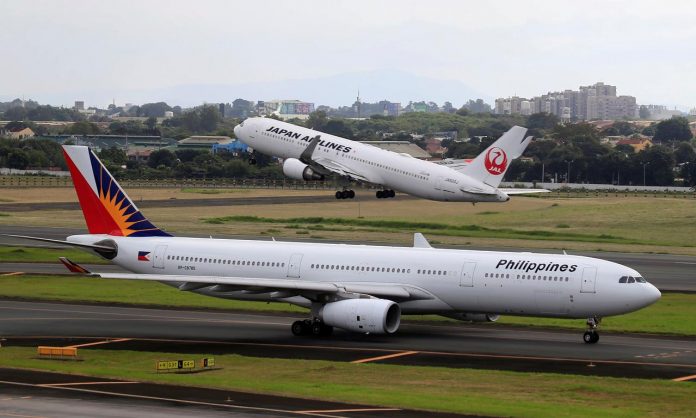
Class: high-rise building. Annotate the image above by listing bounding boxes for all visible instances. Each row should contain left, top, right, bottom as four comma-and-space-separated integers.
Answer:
494, 82, 636, 120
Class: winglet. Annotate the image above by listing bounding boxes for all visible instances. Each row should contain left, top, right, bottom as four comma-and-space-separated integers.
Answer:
413, 233, 432, 248
58, 257, 91, 274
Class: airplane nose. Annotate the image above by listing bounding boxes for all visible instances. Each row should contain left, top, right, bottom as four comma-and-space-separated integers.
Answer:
233, 125, 240, 137
647, 284, 661, 305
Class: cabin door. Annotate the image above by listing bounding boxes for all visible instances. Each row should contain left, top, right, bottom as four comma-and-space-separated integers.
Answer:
287, 253, 303, 278
153, 245, 167, 269
580, 267, 597, 293
460, 262, 476, 287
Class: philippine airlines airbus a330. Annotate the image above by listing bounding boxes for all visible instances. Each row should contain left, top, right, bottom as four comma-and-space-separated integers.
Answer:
234, 118, 547, 202
8, 146, 660, 343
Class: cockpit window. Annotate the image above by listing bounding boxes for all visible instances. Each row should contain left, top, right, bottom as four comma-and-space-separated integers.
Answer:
619, 276, 627, 283
635, 276, 646, 283
239, 121, 244, 127
627, 277, 635, 283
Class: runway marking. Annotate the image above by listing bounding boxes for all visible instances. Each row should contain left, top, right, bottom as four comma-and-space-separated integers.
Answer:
672, 374, 696, 382
64, 338, 132, 348
351, 351, 419, 364
675, 262, 696, 265
39, 381, 139, 387
0, 380, 344, 418
296, 408, 401, 413
0, 272, 24, 276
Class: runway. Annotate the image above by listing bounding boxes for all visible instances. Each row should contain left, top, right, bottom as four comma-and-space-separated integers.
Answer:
1, 300, 695, 381
1, 225, 695, 291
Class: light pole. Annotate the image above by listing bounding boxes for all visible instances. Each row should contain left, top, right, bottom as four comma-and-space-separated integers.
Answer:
564, 160, 574, 183
641, 161, 650, 186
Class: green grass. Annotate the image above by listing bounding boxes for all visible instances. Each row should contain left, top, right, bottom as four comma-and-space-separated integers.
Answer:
0, 212, 9, 216
0, 347, 694, 417
1, 274, 694, 336
203, 215, 651, 246
0, 246, 107, 264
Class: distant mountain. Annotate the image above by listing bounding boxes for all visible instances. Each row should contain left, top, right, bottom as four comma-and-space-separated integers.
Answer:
140, 70, 491, 108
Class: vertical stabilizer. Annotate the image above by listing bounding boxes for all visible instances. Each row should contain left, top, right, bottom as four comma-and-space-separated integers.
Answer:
62, 145, 171, 237
459, 127, 530, 188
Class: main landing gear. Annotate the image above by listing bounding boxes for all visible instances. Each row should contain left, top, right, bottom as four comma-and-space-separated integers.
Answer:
292, 319, 333, 337
583, 316, 601, 344
248, 155, 257, 165
376, 189, 395, 199
335, 190, 355, 199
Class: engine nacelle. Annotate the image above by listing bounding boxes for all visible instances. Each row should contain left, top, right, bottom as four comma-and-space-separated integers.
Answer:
447, 313, 500, 322
320, 298, 401, 334
282, 158, 324, 181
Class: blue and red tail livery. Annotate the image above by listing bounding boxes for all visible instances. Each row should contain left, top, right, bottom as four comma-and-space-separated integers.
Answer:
62, 145, 171, 237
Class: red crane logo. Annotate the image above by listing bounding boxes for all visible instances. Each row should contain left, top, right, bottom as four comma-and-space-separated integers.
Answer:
484, 147, 508, 175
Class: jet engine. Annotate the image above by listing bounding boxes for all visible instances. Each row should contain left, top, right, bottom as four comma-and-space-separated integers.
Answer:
282, 158, 324, 181
446, 313, 500, 322
320, 298, 401, 334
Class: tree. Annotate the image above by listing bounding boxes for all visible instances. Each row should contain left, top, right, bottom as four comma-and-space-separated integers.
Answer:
639, 105, 651, 119
199, 105, 221, 132
612, 121, 636, 136
4, 107, 28, 121
674, 142, 696, 164
145, 117, 158, 132
639, 145, 675, 186
653, 117, 693, 143
306, 111, 328, 130
66, 121, 100, 135
147, 149, 176, 168
526, 113, 559, 131
7, 149, 29, 169
98, 146, 127, 166
322, 119, 353, 139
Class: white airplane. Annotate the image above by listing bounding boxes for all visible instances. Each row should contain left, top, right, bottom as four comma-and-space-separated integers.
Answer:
7, 145, 660, 344
233, 118, 547, 202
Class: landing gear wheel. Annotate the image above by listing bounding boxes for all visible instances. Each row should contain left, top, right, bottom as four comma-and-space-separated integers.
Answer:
583, 331, 599, 344
387, 189, 395, 198
311, 322, 324, 336
347, 190, 355, 199
291, 320, 307, 336
335, 191, 343, 199
248, 158, 257, 165
376, 190, 384, 199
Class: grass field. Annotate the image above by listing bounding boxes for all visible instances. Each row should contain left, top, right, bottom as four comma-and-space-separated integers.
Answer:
2, 188, 695, 255
0, 347, 694, 417
0, 246, 106, 264
1, 274, 694, 336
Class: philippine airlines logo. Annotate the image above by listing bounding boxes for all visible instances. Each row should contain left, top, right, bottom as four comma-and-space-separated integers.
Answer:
137, 251, 151, 261
484, 147, 508, 175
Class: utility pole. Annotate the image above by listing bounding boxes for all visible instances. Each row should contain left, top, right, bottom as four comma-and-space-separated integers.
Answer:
641, 161, 650, 186
564, 160, 574, 183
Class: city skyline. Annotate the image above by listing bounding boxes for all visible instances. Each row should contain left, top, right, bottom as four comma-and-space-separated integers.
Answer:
2, 1, 695, 109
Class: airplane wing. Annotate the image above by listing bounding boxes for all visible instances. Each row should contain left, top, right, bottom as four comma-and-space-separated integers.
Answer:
298, 135, 373, 183
500, 188, 551, 195
311, 156, 372, 182
58, 259, 431, 301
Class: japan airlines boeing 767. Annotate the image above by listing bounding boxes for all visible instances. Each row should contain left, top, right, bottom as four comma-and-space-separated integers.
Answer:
7, 146, 660, 343
234, 118, 547, 202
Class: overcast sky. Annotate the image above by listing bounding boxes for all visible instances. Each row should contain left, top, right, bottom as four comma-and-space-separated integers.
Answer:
1, 0, 695, 108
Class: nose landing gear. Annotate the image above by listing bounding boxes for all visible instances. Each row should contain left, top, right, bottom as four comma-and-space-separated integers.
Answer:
583, 316, 601, 344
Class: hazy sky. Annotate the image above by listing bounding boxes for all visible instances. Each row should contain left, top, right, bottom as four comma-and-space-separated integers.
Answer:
1, 0, 695, 108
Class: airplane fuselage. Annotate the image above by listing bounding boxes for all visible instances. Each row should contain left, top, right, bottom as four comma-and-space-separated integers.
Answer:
69, 234, 660, 319
234, 118, 509, 202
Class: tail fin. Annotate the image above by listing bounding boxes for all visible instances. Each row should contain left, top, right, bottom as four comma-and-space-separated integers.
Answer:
62, 145, 171, 237
459, 126, 530, 188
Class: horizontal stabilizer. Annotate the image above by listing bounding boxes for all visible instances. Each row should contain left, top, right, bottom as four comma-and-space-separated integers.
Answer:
501, 188, 550, 195
58, 257, 92, 274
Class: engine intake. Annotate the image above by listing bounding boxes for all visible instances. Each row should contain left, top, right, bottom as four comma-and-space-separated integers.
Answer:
320, 298, 401, 334
282, 158, 324, 181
